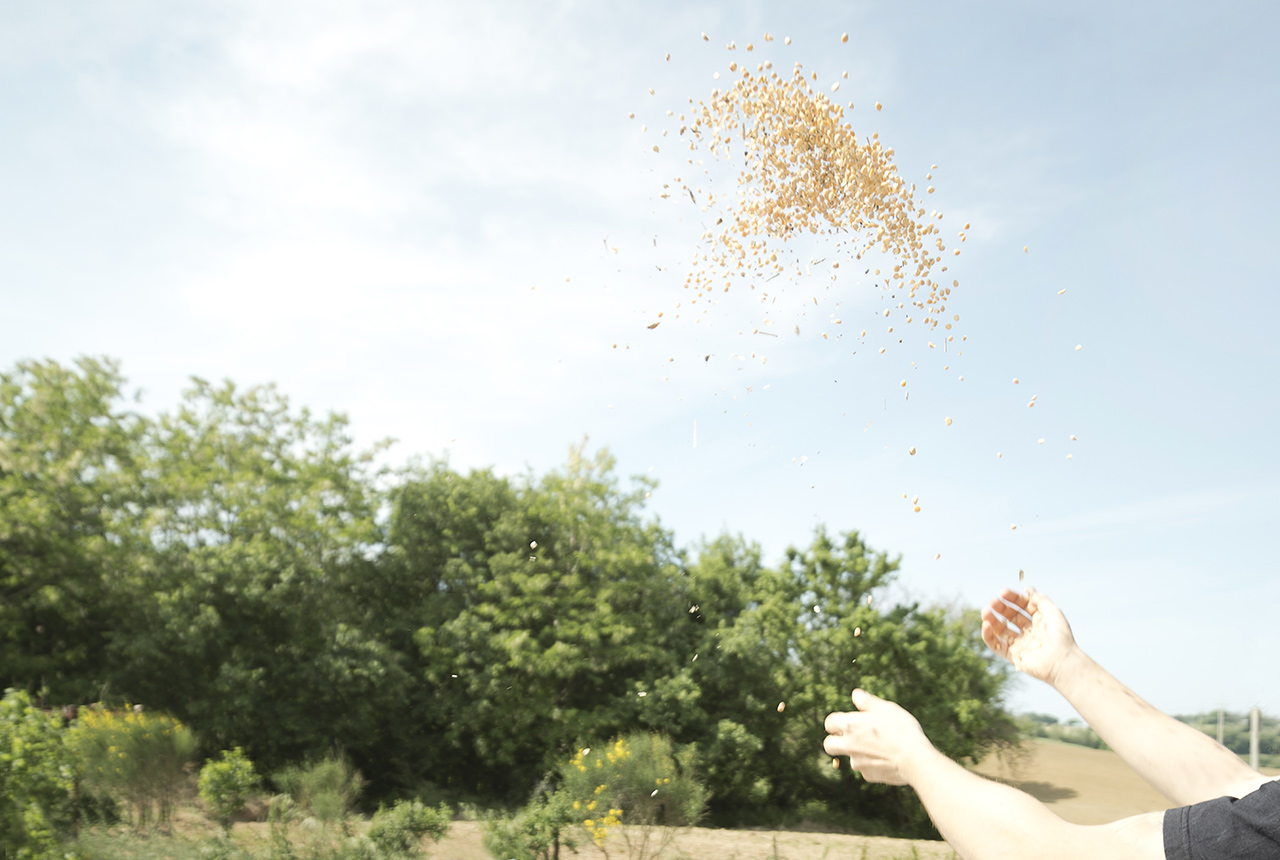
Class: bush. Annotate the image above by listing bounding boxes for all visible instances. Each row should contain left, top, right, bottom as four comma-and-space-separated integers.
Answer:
367, 800, 451, 857
0, 689, 75, 860
559, 733, 706, 860
199, 747, 260, 833
483, 790, 579, 860
273, 753, 364, 828
70, 704, 198, 829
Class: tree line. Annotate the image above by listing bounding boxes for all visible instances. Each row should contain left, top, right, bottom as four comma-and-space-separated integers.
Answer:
0, 357, 1019, 837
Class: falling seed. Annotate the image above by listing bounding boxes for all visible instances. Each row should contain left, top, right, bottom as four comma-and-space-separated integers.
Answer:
997, 452, 1002, 458
854, 626, 861, 637
832, 758, 840, 769
530, 540, 538, 549
1070, 434, 1077, 441
1010, 524, 1017, 530
653, 145, 660, 152
1037, 438, 1045, 444
934, 553, 941, 560
784, 36, 791, 44
1058, 288, 1067, 295
1024, 245, 1028, 252
1012, 378, 1019, 384
638, 691, 647, 697
900, 380, 907, 387
875, 101, 882, 110
913, 505, 921, 512
1066, 454, 1073, 459
649, 87, 655, 95
777, 701, 786, 712
908, 447, 916, 455
1019, 569, 1024, 581
944, 416, 953, 426
651, 789, 659, 797
841, 32, 849, 42
1075, 344, 1082, 351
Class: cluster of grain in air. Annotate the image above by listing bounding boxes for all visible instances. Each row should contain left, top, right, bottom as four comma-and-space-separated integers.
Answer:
637, 30, 965, 368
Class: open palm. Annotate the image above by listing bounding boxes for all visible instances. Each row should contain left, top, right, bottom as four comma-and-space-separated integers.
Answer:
981, 587, 1077, 685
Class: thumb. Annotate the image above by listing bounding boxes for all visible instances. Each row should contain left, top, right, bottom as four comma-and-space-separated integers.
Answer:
851, 688, 878, 710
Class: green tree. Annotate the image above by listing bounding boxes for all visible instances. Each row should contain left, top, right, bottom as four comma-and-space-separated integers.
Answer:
109, 378, 403, 777
411, 442, 688, 798
199, 747, 260, 833
0, 689, 75, 859
0, 357, 148, 702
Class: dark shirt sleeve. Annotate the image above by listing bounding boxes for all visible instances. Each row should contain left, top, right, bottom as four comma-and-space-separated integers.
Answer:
1164, 779, 1280, 860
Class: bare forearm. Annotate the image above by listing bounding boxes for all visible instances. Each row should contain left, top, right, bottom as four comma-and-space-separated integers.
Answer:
903, 746, 1153, 860
1052, 647, 1259, 804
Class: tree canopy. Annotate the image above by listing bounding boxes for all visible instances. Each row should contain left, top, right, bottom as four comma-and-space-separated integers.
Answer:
0, 357, 1019, 837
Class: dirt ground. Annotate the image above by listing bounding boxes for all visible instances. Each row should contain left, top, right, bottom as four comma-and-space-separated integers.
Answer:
432, 820, 958, 860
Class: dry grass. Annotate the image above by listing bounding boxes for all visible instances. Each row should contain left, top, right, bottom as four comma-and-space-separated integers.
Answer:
432, 820, 956, 860
971, 738, 1280, 825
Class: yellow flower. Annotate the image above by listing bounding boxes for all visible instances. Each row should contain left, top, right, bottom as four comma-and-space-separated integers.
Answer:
586, 801, 596, 811
573, 801, 581, 810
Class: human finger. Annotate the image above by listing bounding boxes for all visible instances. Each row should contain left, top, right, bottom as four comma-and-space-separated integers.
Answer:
987, 599, 1028, 633
825, 711, 853, 735
998, 588, 1031, 613
981, 614, 1010, 656
993, 593, 1033, 627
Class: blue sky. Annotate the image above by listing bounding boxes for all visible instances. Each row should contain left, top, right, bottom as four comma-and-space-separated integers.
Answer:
3, 1, 1278, 723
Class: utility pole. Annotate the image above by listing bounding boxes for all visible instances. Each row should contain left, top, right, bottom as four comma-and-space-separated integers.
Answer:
1249, 707, 1260, 772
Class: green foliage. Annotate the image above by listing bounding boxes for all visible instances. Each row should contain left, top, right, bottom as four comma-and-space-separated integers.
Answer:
274, 753, 365, 827
0, 358, 147, 703
0, 689, 75, 860
559, 733, 706, 860
69, 705, 198, 829
199, 747, 260, 833
482, 790, 579, 860
1176, 710, 1280, 768
366, 800, 451, 857
0, 357, 1022, 836
1015, 715, 1108, 749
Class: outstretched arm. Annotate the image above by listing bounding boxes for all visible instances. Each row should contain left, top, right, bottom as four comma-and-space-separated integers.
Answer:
824, 690, 1163, 860
982, 588, 1270, 805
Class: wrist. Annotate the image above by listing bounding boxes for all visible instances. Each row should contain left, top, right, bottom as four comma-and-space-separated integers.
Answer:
1048, 644, 1091, 692
901, 737, 944, 788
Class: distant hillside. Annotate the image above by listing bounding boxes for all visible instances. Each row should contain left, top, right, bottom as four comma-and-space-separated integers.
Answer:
1016, 710, 1279, 769
974, 738, 1280, 825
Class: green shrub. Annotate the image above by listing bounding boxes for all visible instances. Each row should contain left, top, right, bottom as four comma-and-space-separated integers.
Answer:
482, 790, 578, 860
559, 733, 707, 860
199, 747, 260, 833
0, 689, 75, 860
367, 800, 451, 857
273, 753, 364, 828
69, 704, 198, 829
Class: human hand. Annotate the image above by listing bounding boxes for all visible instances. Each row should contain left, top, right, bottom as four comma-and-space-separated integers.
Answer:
823, 689, 933, 786
981, 587, 1078, 687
